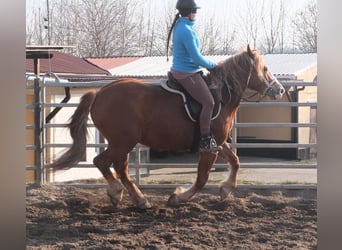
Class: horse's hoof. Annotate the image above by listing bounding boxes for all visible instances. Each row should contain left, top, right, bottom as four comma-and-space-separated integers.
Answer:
109, 197, 121, 208
167, 193, 180, 207
219, 186, 234, 201
137, 199, 153, 210
107, 190, 123, 208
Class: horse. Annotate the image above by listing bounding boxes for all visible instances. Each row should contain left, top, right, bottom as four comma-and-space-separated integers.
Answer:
48, 45, 285, 209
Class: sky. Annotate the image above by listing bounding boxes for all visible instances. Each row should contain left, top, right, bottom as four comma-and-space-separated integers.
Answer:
27, 0, 312, 17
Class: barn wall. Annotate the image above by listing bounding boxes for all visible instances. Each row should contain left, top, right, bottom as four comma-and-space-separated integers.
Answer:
295, 66, 317, 146
237, 95, 293, 141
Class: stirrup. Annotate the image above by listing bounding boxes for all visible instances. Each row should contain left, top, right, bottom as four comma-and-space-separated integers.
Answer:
199, 135, 223, 153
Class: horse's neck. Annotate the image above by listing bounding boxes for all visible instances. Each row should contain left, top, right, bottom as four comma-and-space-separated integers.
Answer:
218, 74, 249, 120
221, 76, 247, 107
220, 93, 242, 117
214, 56, 251, 122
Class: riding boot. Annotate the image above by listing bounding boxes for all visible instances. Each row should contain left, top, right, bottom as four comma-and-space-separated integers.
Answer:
199, 134, 223, 153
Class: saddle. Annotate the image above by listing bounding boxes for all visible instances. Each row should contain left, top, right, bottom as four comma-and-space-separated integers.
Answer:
160, 71, 221, 122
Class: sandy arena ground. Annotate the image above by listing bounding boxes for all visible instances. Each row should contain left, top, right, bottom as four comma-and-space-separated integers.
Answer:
26, 184, 316, 249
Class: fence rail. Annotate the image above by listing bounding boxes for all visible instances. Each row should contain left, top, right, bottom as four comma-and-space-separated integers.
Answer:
25, 73, 317, 186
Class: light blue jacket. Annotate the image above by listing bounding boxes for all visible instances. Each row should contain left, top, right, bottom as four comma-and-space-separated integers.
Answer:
171, 17, 215, 73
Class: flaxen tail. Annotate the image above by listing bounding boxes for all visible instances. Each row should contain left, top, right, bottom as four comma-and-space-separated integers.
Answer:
47, 90, 96, 170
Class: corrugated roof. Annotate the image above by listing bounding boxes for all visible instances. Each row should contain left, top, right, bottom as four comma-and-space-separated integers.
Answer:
263, 53, 317, 77
26, 51, 109, 76
86, 57, 141, 70
108, 56, 173, 77
106, 56, 228, 77
90, 54, 316, 79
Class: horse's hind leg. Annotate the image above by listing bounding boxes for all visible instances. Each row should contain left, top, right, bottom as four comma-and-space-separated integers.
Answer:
113, 154, 152, 210
218, 141, 240, 200
167, 152, 218, 206
93, 149, 124, 207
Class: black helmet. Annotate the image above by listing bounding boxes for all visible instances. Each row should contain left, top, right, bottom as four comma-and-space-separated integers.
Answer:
176, 0, 200, 10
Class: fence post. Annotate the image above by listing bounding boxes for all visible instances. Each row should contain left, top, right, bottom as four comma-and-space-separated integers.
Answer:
135, 145, 141, 185
33, 76, 42, 186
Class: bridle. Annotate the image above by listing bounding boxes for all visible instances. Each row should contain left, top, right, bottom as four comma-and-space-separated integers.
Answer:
219, 55, 280, 104
242, 59, 279, 102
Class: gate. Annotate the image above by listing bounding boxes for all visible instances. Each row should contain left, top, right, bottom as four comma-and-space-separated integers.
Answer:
25, 73, 317, 187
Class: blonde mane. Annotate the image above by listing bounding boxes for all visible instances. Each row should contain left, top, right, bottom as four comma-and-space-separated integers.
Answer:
209, 48, 264, 101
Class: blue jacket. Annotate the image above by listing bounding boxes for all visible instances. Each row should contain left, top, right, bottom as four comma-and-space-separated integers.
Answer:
171, 17, 215, 73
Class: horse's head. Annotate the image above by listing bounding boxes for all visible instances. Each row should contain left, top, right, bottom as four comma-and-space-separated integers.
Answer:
245, 45, 285, 100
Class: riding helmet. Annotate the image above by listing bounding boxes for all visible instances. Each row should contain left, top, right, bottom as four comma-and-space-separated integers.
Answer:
176, 0, 200, 16
176, 0, 200, 10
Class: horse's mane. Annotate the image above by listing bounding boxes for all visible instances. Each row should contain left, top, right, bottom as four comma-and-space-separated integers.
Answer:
209, 48, 264, 100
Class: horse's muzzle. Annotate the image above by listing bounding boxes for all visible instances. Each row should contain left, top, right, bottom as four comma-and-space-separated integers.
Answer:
268, 81, 285, 100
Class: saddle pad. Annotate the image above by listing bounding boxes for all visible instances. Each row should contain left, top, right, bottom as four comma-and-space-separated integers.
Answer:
160, 79, 221, 122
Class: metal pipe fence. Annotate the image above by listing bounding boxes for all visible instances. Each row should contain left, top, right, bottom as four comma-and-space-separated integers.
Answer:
25, 74, 317, 186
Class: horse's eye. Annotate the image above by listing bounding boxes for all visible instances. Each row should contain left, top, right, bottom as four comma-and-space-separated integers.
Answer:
264, 66, 268, 72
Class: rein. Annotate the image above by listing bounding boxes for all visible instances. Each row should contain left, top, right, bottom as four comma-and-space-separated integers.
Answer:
217, 53, 278, 104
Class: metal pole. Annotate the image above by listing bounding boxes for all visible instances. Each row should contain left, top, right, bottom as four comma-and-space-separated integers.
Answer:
33, 76, 42, 186
135, 145, 141, 185
232, 113, 237, 154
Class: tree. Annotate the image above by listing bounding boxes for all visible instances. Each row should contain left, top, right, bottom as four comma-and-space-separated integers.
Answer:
158, 0, 178, 56
27, 0, 140, 57
198, 17, 221, 55
26, 7, 47, 45
237, 0, 263, 49
135, 0, 166, 56
259, 0, 287, 53
26, 0, 317, 56
70, 0, 139, 57
291, 0, 317, 53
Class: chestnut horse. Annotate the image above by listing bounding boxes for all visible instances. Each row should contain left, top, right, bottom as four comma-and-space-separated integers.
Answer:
48, 46, 285, 209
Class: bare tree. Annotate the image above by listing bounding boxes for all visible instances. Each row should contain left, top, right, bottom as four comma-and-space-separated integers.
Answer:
220, 18, 238, 55
26, 0, 317, 56
49, 0, 77, 53
292, 0, 317, 53
237, 0, 264, 49
157, 0, 177, 56
135, 0, 163, 56
27, 0, 140, 57
198, 17, 221, 54
70, 0, 139, 57
26, 7, 47, 45
259, 0, 287, 53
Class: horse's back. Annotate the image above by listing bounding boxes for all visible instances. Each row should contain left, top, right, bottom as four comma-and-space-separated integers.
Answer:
93, 78, 164, 112
90, 78, 194, 151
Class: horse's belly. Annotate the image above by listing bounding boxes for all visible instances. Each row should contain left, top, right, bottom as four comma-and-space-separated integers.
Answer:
140, 121, 194, 151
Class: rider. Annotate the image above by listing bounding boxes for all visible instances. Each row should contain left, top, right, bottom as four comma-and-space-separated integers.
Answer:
167, 0, 222, 153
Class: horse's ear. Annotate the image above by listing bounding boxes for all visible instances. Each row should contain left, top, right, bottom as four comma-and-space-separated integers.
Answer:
247, 44, 254, 59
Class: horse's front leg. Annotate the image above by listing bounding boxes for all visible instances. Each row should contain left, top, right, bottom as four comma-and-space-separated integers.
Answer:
167, 152, 218, 206
218, 142, 240, 200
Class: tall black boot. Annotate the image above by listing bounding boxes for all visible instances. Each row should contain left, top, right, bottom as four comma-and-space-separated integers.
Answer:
199, 134, 223, 153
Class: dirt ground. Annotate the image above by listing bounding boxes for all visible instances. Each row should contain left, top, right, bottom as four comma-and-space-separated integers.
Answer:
26, 184, 316, 249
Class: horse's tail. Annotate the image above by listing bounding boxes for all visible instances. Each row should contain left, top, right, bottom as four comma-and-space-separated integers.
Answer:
47, 90, 96, 170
